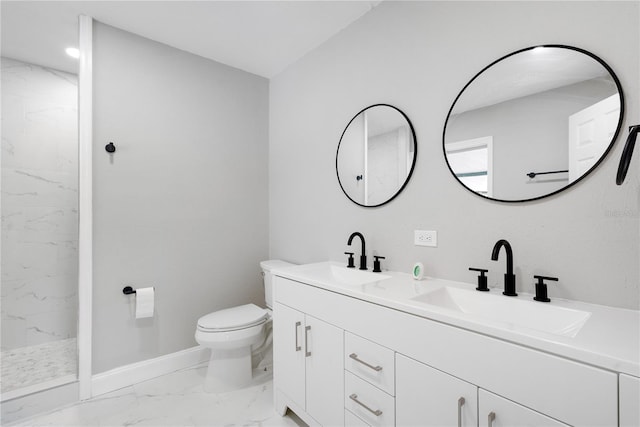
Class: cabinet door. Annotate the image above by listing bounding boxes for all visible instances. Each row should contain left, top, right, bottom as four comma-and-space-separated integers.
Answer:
305, 314, 344, 427
620, 374, 640, 427
479, 389, 569, 427
273, 303, 306, 410
396, 354, 477, 427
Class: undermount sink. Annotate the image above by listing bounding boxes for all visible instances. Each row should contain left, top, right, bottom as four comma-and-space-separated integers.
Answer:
329, 265, 391, 286
292, 263, 391, 287
411, 286, 591, 338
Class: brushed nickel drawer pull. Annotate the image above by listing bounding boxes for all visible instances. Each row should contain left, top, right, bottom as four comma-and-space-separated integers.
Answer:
349, 353, 383, 372
294, 321, 301, 351
457, 397, 465, 427
349, 393, 382, 416
305, 325, 311, 357
488, 411, 496, 427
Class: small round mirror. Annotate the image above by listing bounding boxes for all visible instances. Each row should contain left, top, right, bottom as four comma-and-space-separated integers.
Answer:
336, 104, 417, 207
443, 45, 624, 202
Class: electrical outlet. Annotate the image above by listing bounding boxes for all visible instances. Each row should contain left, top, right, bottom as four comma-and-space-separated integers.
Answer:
414, 230, 437, 247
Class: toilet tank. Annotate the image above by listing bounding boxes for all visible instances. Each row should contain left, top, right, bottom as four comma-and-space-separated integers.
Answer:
260, 260, 295, 309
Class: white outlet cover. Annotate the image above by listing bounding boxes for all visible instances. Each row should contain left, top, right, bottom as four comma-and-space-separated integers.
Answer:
415, 230, 437, 247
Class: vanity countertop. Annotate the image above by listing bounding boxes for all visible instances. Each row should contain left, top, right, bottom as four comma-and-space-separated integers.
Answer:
274, 261, 640, 377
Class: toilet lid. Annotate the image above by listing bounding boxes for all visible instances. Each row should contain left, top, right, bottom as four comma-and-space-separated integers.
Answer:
197, 304, 268, 332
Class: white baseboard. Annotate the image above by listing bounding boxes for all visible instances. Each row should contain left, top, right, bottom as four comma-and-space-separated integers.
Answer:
91, 346, 209, 397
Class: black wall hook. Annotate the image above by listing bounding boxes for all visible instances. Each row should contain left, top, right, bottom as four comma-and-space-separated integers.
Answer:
123, 286, 136, 295
616, 125, 639, 185
105, 142, 116, 153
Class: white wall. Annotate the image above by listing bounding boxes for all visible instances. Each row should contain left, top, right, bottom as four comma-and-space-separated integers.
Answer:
92, 22, 269, 373
1, 57, 78, 350
270, 1, 639, 309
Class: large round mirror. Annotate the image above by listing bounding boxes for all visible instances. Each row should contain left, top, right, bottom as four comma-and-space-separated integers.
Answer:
337, 104, 417, 207
443, 45, 624, 202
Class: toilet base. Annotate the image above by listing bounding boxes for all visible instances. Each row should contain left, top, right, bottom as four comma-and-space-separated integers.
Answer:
204, 346, 253, 393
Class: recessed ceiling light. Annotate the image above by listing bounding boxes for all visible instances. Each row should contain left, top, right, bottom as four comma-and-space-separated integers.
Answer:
65, 47, 80, 59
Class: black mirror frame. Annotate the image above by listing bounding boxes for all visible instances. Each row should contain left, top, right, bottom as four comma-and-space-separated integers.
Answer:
442, 44, 625, 203
336, 103, 418, 208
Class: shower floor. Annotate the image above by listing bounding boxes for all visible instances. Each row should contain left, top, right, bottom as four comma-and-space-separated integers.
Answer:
1, 338, 77, 395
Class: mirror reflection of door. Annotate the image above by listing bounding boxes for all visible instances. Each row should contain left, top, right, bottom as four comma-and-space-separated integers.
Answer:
336, 104, 417, 207
568, 94, 621, 181
365, 108, 413, 206
339, 113, 366, 203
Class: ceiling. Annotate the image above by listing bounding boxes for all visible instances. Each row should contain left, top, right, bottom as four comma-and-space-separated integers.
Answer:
0, 1, 381, 77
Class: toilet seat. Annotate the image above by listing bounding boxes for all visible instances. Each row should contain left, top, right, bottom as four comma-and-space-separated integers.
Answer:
197, 303, 267, 333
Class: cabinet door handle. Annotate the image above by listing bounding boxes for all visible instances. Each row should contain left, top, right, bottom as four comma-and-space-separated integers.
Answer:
305, 325, 311, 357
349, 353, 383, 372
457, 397, 465, 427
349, 393, 382, 416
294, 321, 301, 351
488, 411, 496, 427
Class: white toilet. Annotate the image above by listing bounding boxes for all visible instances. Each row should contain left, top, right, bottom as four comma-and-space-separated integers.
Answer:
195, 260, 293, 392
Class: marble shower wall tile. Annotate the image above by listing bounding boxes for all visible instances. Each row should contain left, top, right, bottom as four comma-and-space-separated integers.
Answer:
1, 57, 78, 352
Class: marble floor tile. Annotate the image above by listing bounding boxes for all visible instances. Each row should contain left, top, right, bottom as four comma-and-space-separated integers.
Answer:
14, 365, 306, 427
1, 338, 77, 393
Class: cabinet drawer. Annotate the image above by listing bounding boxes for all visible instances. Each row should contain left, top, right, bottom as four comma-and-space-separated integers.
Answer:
345, 409, 370, 426
479, 389, 569, 427
345, 332, 395, 395
345, 371, 394, 427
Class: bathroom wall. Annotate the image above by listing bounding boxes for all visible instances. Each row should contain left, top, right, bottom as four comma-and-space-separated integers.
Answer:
269, 1, 639, 309
92, 22, 269, 373
1, 57, 78, 350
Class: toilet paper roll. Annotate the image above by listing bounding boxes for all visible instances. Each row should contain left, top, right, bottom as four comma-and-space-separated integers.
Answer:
135, 287, 155, 319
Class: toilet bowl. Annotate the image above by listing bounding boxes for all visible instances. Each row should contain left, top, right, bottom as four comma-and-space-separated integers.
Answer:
195, 260, 293, 393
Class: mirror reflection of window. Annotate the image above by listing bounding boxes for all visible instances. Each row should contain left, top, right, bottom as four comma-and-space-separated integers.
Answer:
446, 137, 493, 197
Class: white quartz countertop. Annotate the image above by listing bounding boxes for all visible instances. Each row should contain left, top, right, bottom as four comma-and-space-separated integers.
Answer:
274, 261, 640, 377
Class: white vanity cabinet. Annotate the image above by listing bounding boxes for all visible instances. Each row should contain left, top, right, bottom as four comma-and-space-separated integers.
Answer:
478, 389, 569, 427
396, 354, 478, 427
273, 302, 344, 427
273, 273, 624, 427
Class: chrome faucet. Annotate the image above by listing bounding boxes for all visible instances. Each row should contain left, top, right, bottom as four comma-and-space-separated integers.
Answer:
347, 232, 367, 270
491, 239, 517, 296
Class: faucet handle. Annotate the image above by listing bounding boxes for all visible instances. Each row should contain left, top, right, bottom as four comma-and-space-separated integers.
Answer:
469, 267, 489, 292
344, 252, 355, 268
533, 275, 558, 302
373, 256, 386, 273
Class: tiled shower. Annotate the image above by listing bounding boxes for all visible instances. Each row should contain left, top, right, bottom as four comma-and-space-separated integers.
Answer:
1, 57, 78, 395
